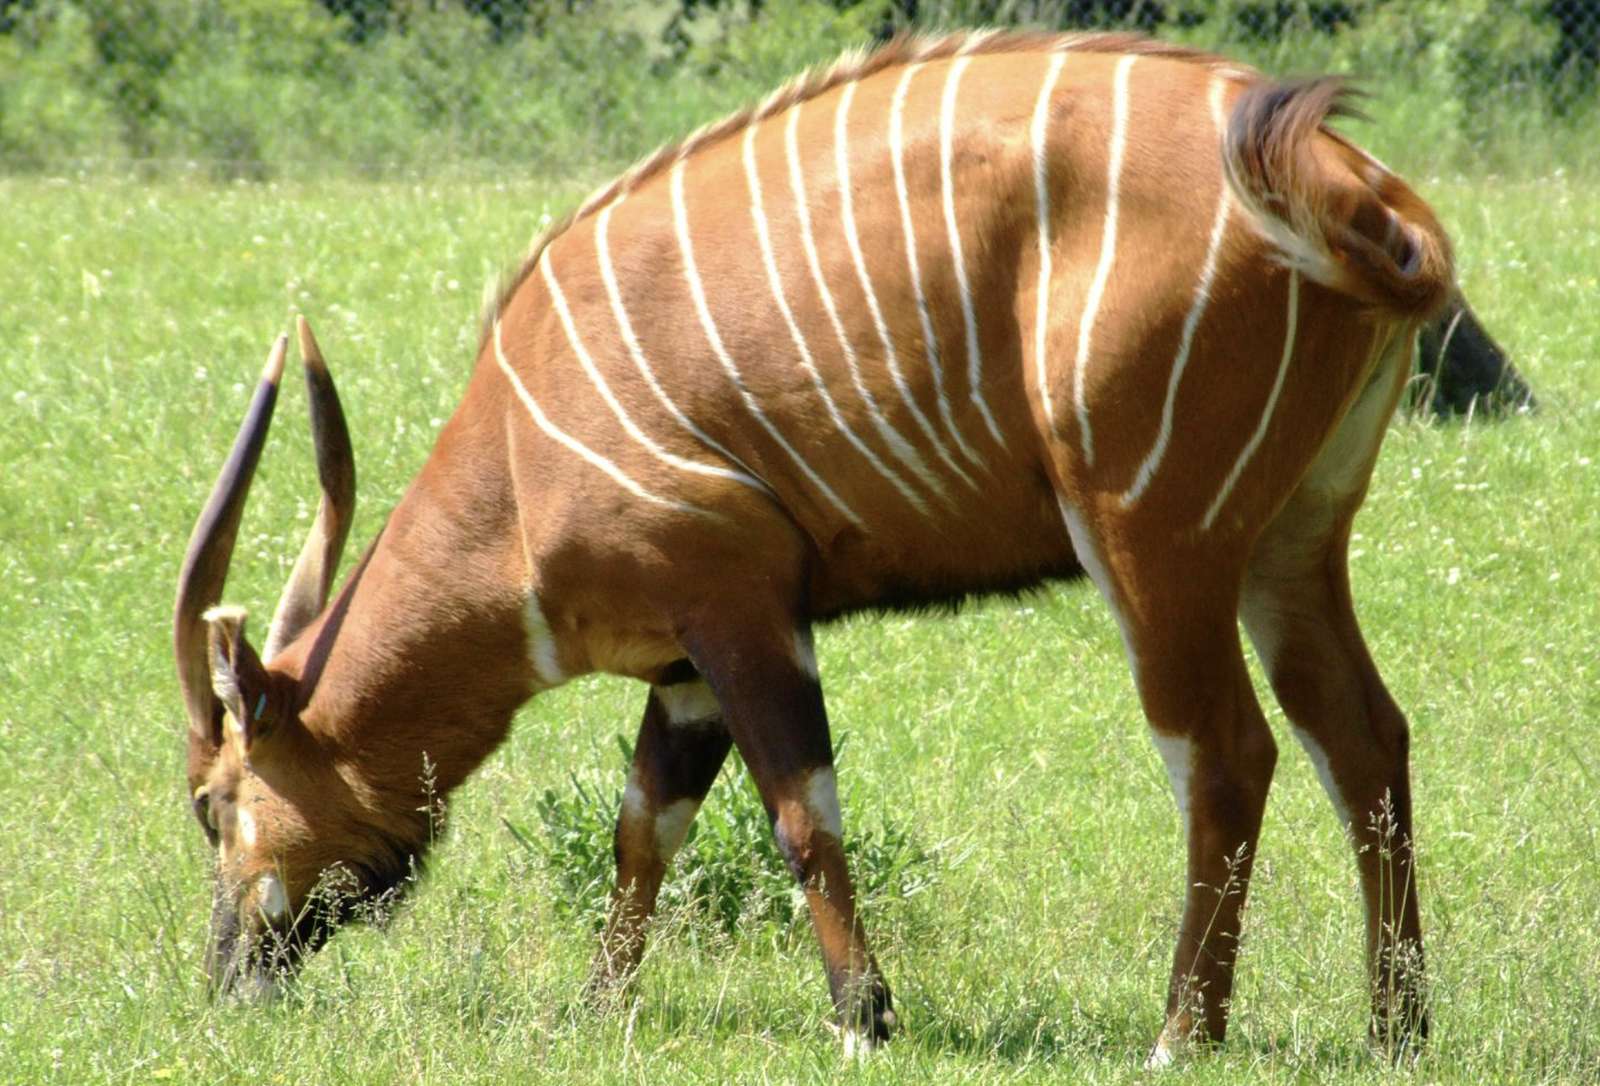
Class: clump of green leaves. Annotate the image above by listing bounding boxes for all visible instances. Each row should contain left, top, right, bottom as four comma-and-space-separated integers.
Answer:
508, 736, 937, 942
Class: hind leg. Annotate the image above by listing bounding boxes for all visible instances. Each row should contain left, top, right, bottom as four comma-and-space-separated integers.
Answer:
1141, 616, 1280, 1064
1136, 610, 1279, 1063
591, 667, 731, 991
1241, 494, 1426, 1050
1059, 504, 1278, 1064
1240, 340, 1427, 1050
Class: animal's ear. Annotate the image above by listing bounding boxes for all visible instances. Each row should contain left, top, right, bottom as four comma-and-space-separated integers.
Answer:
204, 605, 278, 753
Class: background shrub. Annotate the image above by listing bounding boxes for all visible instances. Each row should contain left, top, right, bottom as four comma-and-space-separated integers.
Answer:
1, 0, 1596, 179
512, 735, 939, 944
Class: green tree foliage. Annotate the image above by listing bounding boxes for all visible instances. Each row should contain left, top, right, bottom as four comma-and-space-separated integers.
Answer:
0, 0, 1594, 176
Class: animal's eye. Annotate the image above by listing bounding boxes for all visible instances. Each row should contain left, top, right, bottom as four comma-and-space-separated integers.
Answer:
192, 789, 220, 847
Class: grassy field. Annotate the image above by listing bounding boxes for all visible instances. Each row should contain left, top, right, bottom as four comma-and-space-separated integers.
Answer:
2, 146, 1598, 1081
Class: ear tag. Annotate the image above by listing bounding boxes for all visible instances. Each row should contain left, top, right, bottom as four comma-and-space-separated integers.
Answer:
254, 693, 269, 722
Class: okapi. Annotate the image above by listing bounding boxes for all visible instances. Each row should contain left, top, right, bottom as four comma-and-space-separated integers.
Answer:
175, 31, 1451, 1062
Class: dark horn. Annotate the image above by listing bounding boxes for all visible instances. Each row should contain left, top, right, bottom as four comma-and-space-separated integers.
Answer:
263, 317, 356, 661
174, 334, 288, 743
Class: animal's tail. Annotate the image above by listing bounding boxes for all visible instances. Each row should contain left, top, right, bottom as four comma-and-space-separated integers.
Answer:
1222, 77, 1454, 321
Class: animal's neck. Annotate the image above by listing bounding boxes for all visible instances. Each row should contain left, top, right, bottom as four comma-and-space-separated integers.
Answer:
284, 407, 533, 816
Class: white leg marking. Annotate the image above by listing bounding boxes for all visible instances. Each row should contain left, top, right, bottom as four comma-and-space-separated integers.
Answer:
621, 770, 648, 823
742, 122, 931, 518
1201, 269, 1301, 531
623, 766, 701, 860
1145, 1037, 1179, 1071
1149, 732, 1194, 825
842, 1024, 878, 1060
495, 319, 704, 514
1030, 51, 1069, 429
783, 103, 951, 507
890, 63, 984, 470
837, 80, 978, 490
594, 200, 772, 497
670, 160, 864, 528
1073, 54, 1137, 468
793, 628, 819, 681
804, 766, 843, 840
655, 678, 720, 726
257, 873, 288, 922
1055, 495, 1138, 686
542, 250, 761, 491
1290, 725, 1351, 826
1241, 600, 1350, 827
653, 798, 700, 859
522, 593, 565, 687
939, 56, 1008, 449
1122, 78, 1232, 508
236, 807, 257, 849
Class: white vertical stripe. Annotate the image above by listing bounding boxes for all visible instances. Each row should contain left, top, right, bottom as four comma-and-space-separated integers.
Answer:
836, 80, 978, 491
540, 250, 767, 492
670, 159, 864, 528
1074, 54, 1137, 468
1121, 77, 1233, 508
595, 200, 773, 497
494, 318, 703, 514
1201, 269, 1301, 531
940, 56, 1008, 450
523, 592, 565, 686
783, 102, 950, 506
890, 63, 984, 470
743, 122, 931, 518
1030, 51, 1068, 431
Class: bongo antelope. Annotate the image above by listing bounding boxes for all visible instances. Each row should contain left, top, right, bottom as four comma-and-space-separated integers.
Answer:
175, 31, 1451, 1061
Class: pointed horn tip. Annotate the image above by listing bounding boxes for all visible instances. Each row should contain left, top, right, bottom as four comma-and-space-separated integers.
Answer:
296, 315, 328, 374
262, 334, 289, 386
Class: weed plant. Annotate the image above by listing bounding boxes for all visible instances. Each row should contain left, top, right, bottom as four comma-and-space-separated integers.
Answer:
517, 737, 938, 942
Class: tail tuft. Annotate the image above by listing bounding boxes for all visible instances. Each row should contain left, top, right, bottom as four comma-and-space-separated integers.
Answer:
1223, 77, 1453, 321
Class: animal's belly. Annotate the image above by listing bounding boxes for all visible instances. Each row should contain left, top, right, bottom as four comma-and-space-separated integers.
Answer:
805, 477, 1084, 620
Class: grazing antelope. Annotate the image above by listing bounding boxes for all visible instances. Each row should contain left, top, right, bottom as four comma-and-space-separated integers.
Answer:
176, 31, 1450, 1061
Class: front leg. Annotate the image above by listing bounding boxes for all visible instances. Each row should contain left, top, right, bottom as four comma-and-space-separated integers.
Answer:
592, 666, 731, 992
684, 619, 896, 1055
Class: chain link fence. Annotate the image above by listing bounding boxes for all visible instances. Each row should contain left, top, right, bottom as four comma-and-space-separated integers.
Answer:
1, 0, 1595, 178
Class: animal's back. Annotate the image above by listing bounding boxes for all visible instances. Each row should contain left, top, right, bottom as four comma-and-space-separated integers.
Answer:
485, 32, 1447, 634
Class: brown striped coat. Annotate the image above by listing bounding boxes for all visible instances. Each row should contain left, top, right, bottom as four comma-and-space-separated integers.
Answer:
176, 30, 1450, 1060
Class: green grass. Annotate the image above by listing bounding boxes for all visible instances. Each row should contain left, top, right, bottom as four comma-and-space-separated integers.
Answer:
2, 155, 1598, 1082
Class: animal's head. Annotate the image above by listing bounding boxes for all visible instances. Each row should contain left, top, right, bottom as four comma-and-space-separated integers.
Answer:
174, 321, 415, 996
